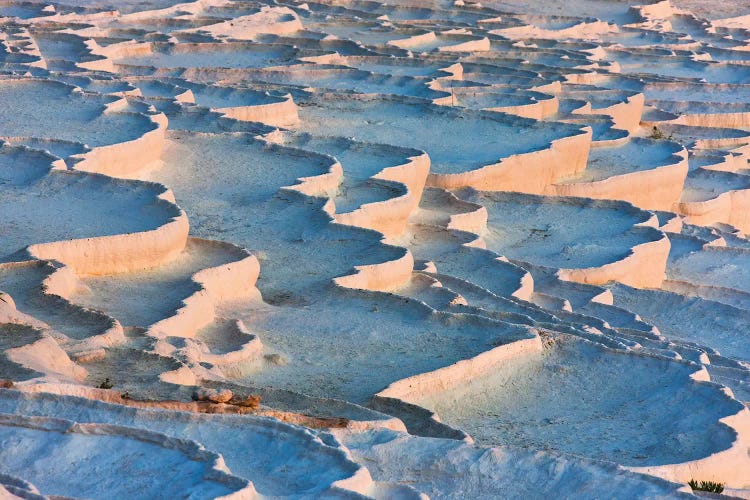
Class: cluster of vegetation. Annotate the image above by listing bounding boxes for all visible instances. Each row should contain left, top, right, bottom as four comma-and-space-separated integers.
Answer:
96, 377, 113, 389
688, 479, 724, 493
648, 126, 674, 141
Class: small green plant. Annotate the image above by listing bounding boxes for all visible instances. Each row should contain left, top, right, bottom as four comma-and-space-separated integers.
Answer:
648, 126, 673, 141
649, 126, 665, 139
97, 378, 113, 390
688, 479, 724, 493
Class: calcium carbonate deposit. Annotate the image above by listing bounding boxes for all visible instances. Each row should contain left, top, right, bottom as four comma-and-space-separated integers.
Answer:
1, 0, 750, 497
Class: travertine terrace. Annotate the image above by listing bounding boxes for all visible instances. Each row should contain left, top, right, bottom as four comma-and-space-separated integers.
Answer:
1, 0, 750, 497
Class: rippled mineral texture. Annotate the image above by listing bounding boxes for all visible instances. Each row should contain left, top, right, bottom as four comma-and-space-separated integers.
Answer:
0, 0, 750, 497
